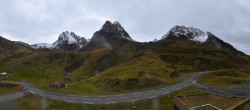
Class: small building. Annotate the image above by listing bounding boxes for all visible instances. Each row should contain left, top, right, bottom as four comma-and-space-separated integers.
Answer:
0, 72, 10, 78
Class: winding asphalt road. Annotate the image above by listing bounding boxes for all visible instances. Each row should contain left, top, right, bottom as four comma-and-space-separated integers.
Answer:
0, 69, 249, 104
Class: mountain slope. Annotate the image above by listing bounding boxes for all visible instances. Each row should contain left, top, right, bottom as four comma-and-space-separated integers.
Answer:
205, 32, 244, 55
0, 36, 31, 63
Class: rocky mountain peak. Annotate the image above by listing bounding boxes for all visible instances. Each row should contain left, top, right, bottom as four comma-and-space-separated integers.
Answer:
98, 20, 132, 40
82, 20, 134, 51
100, 21, 124, 32
162, 25, 208, 42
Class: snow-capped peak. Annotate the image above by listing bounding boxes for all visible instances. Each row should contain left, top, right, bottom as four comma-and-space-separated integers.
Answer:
57, 31, 78, 44
52, 31, 88, 50
31, 31, 88, 50
162, 25, 209, 43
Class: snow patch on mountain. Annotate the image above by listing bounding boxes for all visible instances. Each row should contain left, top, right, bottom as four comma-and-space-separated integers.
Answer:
31, 43, 53, 49
191, 34, 208, 43
113, 21, 125, 32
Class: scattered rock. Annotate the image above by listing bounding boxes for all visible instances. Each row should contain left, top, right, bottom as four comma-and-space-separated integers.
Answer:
50, 82, 67, 88
170, 71, 180, 79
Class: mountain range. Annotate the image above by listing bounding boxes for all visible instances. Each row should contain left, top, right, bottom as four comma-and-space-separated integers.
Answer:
6, 21, 242, 56
0, 20, 249, 91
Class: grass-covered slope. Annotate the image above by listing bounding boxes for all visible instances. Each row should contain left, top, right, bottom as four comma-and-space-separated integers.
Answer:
0, 36, 32, 63
198, 70, 250, 87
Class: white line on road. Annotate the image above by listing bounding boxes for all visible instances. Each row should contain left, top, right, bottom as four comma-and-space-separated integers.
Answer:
105, 102, 117, 104
66, 100, 74, 103
163, 92, 169, 94
92, 99, 102, 101
193, 80, 196, 83
116, 94, 125, 96
105, 98, 115, 100
148, 96, 156, 99
144, 93, 153, 96
176, 88, 181, 90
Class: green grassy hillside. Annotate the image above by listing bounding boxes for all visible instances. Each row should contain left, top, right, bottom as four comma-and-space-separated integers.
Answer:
1, 39, 250, 95
198, 70, 250, 87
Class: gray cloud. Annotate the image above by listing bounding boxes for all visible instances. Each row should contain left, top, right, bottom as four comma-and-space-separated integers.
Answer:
0, 0, 250, 54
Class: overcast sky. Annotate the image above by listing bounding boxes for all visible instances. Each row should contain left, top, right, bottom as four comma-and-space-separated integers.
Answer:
0, 0, 250, 54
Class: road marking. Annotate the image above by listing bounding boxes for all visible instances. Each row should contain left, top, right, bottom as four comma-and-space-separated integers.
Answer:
176, 88, 181, 90
115, 94, 125, 96
147, 90, 156, 92
130, 99, 140, 102
66, 100, 74, 103
193, 80, 196, 83
29, 90, 35, 94
144, 93, 153, 96
148, 96, 157, 99
92, 99, 102, 101
105, 102, 117, 104
163, 92, 169, 94
105, 98, 115, 100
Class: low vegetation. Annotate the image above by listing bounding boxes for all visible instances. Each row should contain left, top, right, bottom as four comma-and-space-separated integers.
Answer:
198, 70, 250, 87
